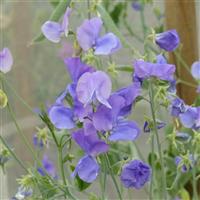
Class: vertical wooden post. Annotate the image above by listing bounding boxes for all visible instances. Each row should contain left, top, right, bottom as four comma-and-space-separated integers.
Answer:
165, 0, 198, 105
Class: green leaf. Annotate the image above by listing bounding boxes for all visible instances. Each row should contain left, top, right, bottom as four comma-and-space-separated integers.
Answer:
49, 0, 60, 7
110, 3, 124, 25
32, 0, 71, 44
74, 175, 91, 191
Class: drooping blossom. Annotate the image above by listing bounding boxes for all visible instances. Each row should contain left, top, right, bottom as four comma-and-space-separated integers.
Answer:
72, 121, 109, 183
76, 71, 112, 108
131, 1, 142, 11
191, 61, 200, 80
0, 47, 13, 73
120, 159, 151, 189
41, 7, 71, 43
170, 97, 186, 117
77, 17, 121, 55
155, 29, 180, 51
179, 106, 200, 129
175, 154, 195, 173
37, 154, 57, 179
92, 83, 141, 141
143, 120, 166, 133
133, 59, 175, 81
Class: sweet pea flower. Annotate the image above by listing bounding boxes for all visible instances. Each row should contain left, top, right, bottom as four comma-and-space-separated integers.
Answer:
76, 71, 112, 108
133, 59, 175, 81
41, 7, 71, 43
0, 47, 13, 73
49, 58, 95, 128
92, 83, 141, 141
120, 159, 151, 189
155, 29, 180, 51
131, 1, 142, 11
191, 61, 200, 80
38, 154, 57, 178
175, 154, 195, 173
77, 17, 121, 55
143, 120, 166, 133
170, 97, 186, 117
179, 106, 200, 129
72, 122, 109, 183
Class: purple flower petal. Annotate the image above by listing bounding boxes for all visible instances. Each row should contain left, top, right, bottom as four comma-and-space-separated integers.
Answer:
156, 54, 167, 64
48, 105, 75, 129
64, 57, 94, 83
77, 17, 103, 51
72, 155, 100, 183
61, 7, 72, 37
155, 29, 180, 52
0, 48, 13, 73
94, 33, 121, 55
76, 71, 112, 108
133, 60, 175, 81
120, 159, 151, 189
191, 61, 200, 80
170, 97, 186, 117
41, 21, 62, 43
109, 119, 140, 141
131, 1, 142, 11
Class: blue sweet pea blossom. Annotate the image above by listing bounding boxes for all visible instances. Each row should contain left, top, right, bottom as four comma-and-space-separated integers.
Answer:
38, 154, 57, 179
72, 122, 109, 183
131, 1, 142, 11
170, 97, 186, 117
77, 17, 121, 55
179, 106, 200, 130
175, 154, 195, 173
133, 59, 175, 81
92, 83, 141, 141
12, 186, 33, 200
155, 29, 180, 52
191, 61, 200, 80
41, 7, 71, 43
76, 71, 112, 108
120, 159, 151, 189
0, 47, 13, 74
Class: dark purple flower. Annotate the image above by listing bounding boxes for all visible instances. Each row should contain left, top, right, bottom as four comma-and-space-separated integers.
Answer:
175, 154, 195, 173
76, 71, 112, 108
143, 120, 166, 133
41, 7, 71, 43
72, 123, 109, 183
77, 17, 121, 55
120, 159, 151, 189
0, 47, 13, 73
170, 98, 186, 117
179, 106, 200, 129
131, 1, 142, 11
38, 154, 57, 178
191, 61, 200, 80
133, 60, 175, 81
155, 29, 180, 52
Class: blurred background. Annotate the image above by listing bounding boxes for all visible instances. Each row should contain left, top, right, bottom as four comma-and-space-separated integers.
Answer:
0, 0, 199, 199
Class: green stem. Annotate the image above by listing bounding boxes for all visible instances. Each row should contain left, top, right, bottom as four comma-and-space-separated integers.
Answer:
177, 79, 197, 88
0, 135, 28, 172
104, 153, 122, 200
192, 147, 198, 200
87, 0, 91, 19
149, 82, 167, 200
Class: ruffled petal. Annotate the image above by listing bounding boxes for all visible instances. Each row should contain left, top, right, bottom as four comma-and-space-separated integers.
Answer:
48, 105, 75, 129
94, 33, 121, 55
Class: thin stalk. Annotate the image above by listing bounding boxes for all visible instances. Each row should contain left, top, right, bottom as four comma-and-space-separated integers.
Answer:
192, 146, 198, 200
0, 135, 28, 172
87, 0, 91, 19
0, 74, 36, 115
149, 82, 167, 200
177, 79, 197, 88
104, 153, 122, 200
102, 156, 107, 200
6, 103, 37, 160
